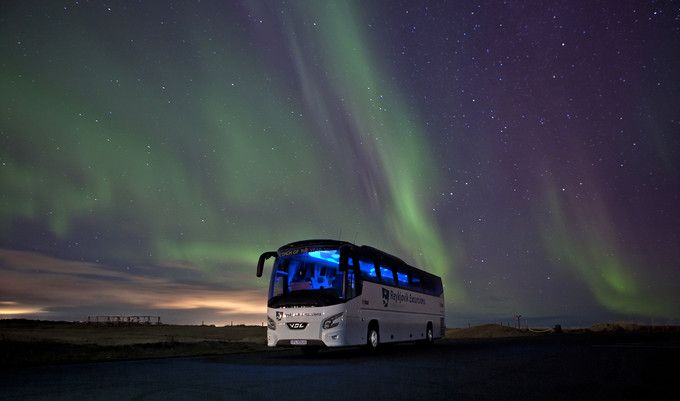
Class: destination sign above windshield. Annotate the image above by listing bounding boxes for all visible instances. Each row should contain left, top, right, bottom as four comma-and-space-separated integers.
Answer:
278, 246, 337, 257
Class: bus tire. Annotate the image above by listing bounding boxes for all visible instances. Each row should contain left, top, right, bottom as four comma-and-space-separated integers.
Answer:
367, 322, 379, 351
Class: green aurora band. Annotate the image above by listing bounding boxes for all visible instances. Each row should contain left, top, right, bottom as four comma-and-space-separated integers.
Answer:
1, 1, 677, 321
541, 185, 672, 317
284, 2, 464, 297
0, 2, 464, 300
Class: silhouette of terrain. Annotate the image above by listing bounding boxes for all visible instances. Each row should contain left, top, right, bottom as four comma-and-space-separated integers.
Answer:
1, 319, 678, 367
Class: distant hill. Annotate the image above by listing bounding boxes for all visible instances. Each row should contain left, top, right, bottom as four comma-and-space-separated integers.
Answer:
586, 322, 680, 333
444, 322, 680, 339
446, 324, 538, 339
0, 318, 74, 327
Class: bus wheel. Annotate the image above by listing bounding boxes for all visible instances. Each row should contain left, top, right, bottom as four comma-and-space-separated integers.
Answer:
367, 325, 379, 351
425, 323, 434, 345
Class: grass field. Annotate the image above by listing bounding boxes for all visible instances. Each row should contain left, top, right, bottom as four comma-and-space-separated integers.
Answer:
0, 319, 266, 345
2, 319, 677, 367
0, 319, 268, 367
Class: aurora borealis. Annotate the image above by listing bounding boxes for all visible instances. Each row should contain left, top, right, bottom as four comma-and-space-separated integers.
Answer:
1, 1, 678, 326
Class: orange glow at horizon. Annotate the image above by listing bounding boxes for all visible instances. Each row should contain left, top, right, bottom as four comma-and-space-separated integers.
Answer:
152, 297, 266, 314
0, 301, 45, 315
0, 249, 268, 323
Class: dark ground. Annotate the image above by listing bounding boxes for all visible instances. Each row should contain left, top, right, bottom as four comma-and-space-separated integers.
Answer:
1, 332, 677, 401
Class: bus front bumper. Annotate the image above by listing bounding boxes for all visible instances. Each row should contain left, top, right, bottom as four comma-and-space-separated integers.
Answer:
267, 327, 346, 348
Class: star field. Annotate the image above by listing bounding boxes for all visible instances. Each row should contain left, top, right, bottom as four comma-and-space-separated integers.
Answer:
0, 1, 678, 326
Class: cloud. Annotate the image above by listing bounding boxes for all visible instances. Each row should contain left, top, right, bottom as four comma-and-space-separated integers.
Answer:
0, 249, 266, 323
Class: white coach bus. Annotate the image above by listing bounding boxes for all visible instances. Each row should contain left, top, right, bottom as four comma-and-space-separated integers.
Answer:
256, 239, 445, 352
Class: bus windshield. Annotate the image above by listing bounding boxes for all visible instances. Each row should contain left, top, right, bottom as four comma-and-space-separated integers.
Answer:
268, 248, 345, 307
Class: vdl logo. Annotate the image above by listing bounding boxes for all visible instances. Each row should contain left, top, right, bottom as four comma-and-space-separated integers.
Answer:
276, 311, 283, 321
382, 288, 390, 307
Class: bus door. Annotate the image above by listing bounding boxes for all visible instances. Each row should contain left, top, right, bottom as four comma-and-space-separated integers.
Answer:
343, 256, 363, 345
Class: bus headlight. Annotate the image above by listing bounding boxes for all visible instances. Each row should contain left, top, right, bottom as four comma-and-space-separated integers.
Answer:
267, 316, 276, 330
322, 312, 343, 329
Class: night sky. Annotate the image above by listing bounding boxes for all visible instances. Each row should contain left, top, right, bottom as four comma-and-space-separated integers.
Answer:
1, 1, 679, 327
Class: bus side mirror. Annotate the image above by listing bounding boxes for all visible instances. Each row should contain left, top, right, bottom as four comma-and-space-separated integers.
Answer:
257, 251, 277, 277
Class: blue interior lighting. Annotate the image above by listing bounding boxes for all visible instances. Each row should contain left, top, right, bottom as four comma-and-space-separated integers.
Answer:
380, 266, 395, 283
307, 250, 340, 265
359, 260, 376, 277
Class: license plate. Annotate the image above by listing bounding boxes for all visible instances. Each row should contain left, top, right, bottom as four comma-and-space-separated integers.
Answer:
290, 339, 307, 345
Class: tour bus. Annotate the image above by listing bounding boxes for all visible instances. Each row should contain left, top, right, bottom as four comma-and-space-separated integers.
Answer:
256, 239, 445, 352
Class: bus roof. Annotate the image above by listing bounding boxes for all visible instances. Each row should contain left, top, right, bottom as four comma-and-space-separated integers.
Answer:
277, 239, 351, 254
277, 239, 440, 280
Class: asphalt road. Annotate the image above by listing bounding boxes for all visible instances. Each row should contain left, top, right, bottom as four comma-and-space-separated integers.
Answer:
2, 335, 677, 401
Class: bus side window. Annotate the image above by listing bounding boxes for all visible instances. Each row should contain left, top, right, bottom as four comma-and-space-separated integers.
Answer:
421, 275, 434, 295
410, 273, 422, 292
359, 258, 377, 281
345, 256, 359, 298
346, 268, 357, 299
380, 265, 395, 285
396, 269, 408, 287
434, 277, 443, 296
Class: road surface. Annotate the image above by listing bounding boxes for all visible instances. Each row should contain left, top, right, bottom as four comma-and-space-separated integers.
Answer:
1, 335, 676, 400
